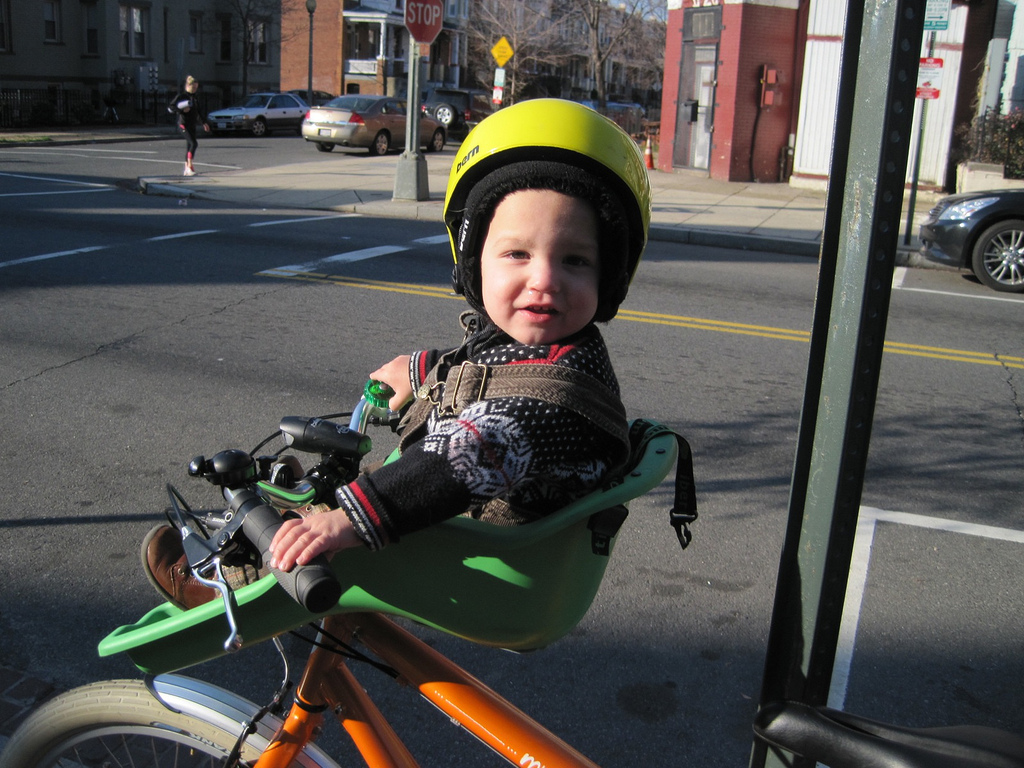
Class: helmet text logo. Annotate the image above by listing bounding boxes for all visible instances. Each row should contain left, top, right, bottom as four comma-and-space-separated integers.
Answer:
456, 144, 480, 174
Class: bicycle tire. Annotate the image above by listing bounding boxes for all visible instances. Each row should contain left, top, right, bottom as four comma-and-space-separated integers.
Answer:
0, 677, 341, 768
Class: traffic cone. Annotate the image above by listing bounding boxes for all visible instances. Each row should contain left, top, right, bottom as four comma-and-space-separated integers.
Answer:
644, 135, 654, 170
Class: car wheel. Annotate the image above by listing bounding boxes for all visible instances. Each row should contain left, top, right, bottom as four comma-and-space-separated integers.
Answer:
315, 142, 335, 152
970, 219, 1024, 293
369, 131, 390, 156
251, 117, 268, 137
433, 104, 455, 127
426, 128, 445, 153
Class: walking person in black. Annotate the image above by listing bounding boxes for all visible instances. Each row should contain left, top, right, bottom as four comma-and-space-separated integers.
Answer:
169, 75, 209, 176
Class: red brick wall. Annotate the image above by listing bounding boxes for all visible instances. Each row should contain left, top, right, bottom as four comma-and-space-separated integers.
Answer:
658, 2, 798, 181
280, 0, 344, 98
713, 3, 798, 181
657, 7, 685, 173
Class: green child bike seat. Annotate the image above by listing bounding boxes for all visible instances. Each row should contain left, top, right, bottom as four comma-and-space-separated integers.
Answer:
99, 420, 682, 674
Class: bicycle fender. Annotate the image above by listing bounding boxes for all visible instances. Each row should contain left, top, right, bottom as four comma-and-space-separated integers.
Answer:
148, 674, 342, 768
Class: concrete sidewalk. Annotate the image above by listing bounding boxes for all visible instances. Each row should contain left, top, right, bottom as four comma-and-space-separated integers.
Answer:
3, 125, 943, 264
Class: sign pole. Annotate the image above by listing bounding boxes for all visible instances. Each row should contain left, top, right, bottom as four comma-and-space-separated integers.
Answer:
903, 36, 938, 246
394, 0, 444, 201
394, 45, 428, 201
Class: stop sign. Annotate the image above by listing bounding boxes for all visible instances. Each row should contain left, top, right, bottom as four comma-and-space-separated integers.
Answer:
405, 0, 443, 44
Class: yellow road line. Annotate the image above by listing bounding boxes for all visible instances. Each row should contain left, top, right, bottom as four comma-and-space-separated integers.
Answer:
261, 272, 1024, 369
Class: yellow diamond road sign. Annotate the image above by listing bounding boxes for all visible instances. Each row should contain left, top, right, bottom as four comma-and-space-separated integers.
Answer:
491, 36, 514, 68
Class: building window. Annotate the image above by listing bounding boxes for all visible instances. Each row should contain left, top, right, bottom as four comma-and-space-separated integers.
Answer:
218, 15, 231, 61
119, 4, 148, 57
84, 2, 99, 54
189, 13, 203, 53
43, 0, 62, 43
248, 19, 268, 64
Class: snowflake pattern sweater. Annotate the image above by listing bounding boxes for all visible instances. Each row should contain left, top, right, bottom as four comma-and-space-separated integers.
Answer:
335, 322, 628, 550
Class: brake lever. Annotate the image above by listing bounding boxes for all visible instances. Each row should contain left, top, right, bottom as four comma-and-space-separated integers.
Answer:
192, 557, 243, 652
165, 483, 246, 652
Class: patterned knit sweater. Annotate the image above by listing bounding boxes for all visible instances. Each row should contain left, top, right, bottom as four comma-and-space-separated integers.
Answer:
335, 322, 627, 550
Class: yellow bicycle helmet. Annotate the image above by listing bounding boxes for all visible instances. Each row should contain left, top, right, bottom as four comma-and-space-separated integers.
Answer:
444, 98, 651, 323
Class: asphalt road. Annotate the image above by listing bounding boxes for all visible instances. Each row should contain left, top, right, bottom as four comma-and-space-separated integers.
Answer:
0, 146, 1022, 766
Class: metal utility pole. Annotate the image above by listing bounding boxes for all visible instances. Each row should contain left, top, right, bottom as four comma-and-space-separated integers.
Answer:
750, 1, 926, 765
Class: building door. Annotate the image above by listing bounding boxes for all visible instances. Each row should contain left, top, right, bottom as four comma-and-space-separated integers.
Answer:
690, 46, 716, 169
672, 7, 720, 170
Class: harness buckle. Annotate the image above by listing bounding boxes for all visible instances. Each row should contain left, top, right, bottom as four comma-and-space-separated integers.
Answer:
445, 362, 490, 414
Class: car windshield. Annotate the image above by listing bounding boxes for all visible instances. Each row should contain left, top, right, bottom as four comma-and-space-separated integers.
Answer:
240, 94, 272, 108
325, 96, 378, 111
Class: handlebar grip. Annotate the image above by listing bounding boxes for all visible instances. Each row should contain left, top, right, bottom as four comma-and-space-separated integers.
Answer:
234, 492, 342, 614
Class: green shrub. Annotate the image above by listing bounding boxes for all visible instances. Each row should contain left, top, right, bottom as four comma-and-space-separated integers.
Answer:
962, 109, 1024, 179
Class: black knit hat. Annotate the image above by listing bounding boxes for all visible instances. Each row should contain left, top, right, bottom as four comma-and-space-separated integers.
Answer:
451, 160, 630, 323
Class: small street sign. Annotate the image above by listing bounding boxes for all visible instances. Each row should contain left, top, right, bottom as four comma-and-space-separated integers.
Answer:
405, 0, 443, 45
491, 36, 514, 68
924, 0, 951, 31
916, 57, 943, 99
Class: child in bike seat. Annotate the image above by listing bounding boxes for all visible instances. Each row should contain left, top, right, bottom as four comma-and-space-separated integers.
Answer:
143, 99, 652, 609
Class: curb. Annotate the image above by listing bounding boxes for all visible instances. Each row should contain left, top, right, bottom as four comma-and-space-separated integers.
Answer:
649, 224, 821, 258
0, 130, 178, 147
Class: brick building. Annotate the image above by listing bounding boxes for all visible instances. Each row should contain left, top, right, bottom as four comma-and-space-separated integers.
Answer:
659, 0, 1001, 192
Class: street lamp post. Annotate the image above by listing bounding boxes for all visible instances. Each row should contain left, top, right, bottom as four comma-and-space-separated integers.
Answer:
306, 0, 316, 107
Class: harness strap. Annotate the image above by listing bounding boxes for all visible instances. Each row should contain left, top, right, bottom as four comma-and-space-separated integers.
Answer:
440, 361, 629, 447
628, 419, 698, 550
400, 357, 630, 456
397, 360, 697, 550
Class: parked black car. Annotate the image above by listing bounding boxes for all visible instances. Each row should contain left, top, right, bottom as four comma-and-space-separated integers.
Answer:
421, 87, 492, 134
919, 188, 1024, 293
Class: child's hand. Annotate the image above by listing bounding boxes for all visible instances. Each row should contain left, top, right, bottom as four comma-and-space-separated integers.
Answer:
269, 510, 360, 571
370, 355, 414, 410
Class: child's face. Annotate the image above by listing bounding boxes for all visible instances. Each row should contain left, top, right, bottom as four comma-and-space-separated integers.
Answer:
479, 189, 600, 345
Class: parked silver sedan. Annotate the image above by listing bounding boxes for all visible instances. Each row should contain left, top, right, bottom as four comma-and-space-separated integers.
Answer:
301, 95, 446, 155
208, 92, 309, 137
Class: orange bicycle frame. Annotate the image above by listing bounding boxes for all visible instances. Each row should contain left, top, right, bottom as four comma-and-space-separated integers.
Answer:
254, 612, 600, 768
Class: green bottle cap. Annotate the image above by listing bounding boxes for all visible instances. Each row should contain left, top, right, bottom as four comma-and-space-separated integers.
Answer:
363, 379, 394, 410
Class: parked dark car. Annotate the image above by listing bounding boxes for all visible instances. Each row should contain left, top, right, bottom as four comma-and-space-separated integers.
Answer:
421, 87, 492, 134
302, 95, 446, 155
288, 89, 335, 106
208, 92, 308, 136
918, 188, 1024, 293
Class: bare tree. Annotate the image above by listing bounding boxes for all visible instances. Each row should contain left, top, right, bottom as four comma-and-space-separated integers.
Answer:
561, 0, 665, 106
219, 0, 303, 96
466, 0, 572, 104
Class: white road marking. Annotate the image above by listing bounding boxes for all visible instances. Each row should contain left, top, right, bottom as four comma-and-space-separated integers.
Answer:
324, 245, 408, 264
0, 245, 107, 270
147, 230, 220, 241
0, 171, 111, 187
896, 285, 1023, 303
828, 506, 1024, 710
249, 213, 359, 227
413, 234, 450, 245
0, 188, 116, 198
0, 149, 239, 170
891, 266, 908, 288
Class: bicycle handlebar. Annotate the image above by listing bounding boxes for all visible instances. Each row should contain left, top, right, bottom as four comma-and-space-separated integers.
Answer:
233, 489, 342, 614
172, 380, 397, 622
